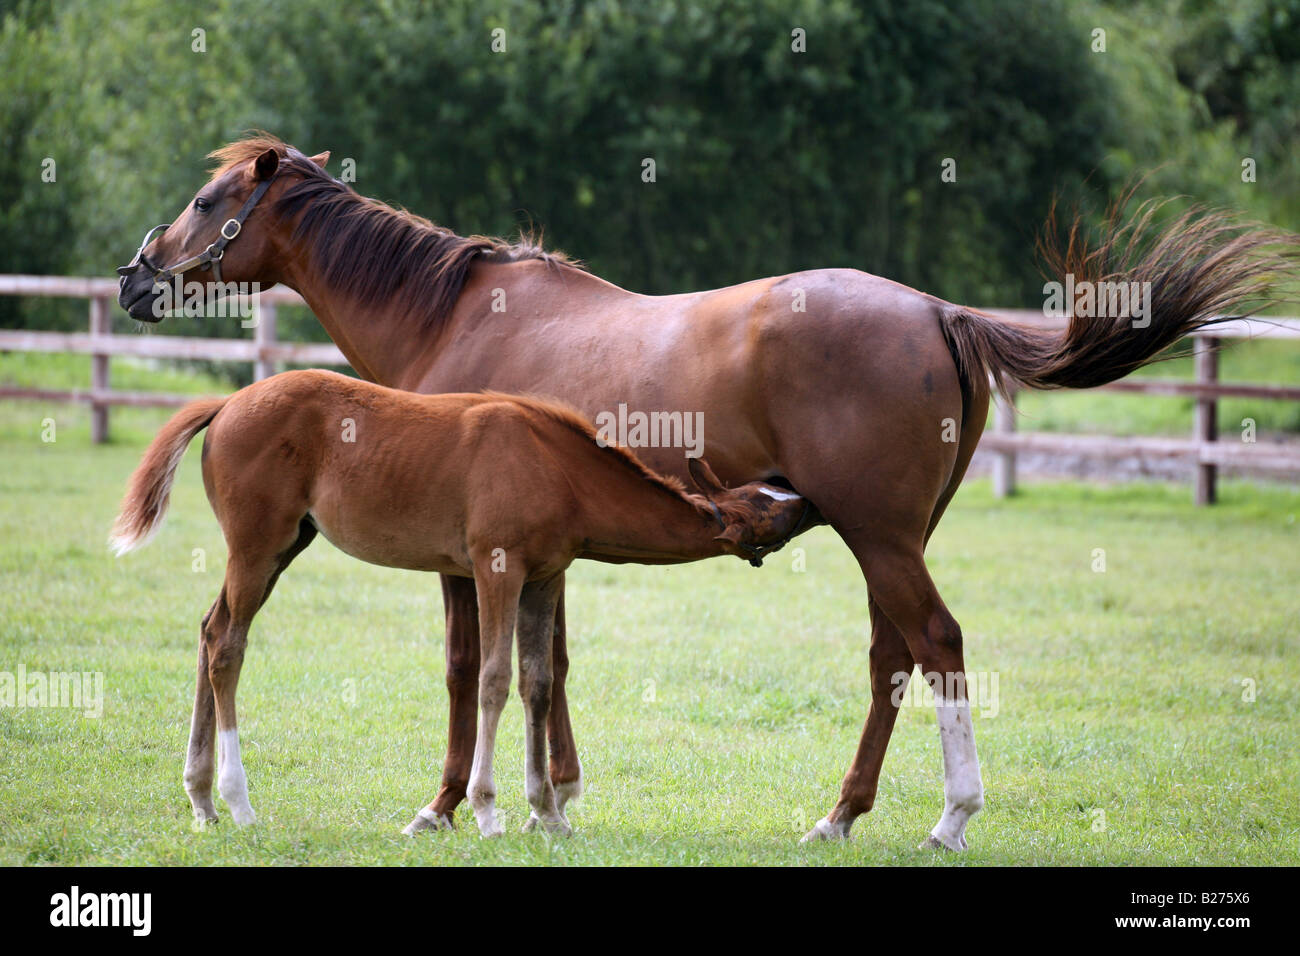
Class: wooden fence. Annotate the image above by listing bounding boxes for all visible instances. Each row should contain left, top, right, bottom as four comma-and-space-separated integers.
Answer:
980, 309, 1300, 504
1, 276, 1298, 504
0, 275, 344, 443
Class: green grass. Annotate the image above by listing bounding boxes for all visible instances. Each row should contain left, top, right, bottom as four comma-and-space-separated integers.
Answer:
1, 395, 1298, 866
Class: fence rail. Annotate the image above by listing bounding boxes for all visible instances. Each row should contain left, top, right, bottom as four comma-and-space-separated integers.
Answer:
1, 275, 1298, 503
0, 275, 344, 442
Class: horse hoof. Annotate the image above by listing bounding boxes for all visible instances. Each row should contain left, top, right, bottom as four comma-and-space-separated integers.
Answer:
229, 808, 257, 826
402, 808, 453, 836
800, 816, 851, 843
919, 832, 966, 852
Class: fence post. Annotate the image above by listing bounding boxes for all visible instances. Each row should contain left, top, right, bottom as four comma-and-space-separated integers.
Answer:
992, 384, 1017, 498
254, 299, 277, 380
1194, 336, 1219, 505
90, 295, 110, 444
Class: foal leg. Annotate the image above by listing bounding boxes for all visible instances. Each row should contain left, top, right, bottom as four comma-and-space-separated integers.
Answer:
202, 519, 315, 826
183, 602, 219, 825
204, 583, 257, 825
535, 582, 583, 828
516, 575, 569, 834
466, 562, 525, 838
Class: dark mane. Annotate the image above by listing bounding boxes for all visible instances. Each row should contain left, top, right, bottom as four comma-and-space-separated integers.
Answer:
208, 135, 581, 330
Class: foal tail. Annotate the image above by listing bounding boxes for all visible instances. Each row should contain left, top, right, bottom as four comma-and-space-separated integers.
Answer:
110, 396, 229, 556
940, 198, 1300, 399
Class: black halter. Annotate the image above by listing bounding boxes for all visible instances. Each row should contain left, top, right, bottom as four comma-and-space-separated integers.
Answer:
115, 174, 278, 291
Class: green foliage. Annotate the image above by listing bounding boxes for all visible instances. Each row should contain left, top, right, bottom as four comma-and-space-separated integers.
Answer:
0, 0, 1294, 340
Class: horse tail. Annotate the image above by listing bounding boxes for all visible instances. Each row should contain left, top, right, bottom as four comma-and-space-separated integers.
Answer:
940, 198, 1300, 399
110, 396, 229, 556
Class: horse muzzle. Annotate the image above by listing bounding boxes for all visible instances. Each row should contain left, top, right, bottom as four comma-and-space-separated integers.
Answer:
116, 223, 171, 322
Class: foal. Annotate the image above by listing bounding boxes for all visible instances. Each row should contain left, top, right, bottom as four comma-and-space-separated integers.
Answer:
111, 369, 806, 836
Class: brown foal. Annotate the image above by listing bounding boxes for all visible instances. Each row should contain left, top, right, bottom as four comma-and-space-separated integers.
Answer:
116, 136, 1298, 848
111, 370, 806, 835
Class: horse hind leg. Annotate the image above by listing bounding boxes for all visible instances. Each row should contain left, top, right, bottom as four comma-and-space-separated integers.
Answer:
862, 540, 984, 851
801, 595, 914, 842
546, 587, 584, 817
198, 518, 316, 826
184, 601, 220, 826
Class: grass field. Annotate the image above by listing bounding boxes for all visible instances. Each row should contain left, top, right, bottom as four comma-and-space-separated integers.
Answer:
1, 383, 1298, 866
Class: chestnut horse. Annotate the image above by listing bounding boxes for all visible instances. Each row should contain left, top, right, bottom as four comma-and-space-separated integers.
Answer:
116, 136, 1297, 849
111, 369, 807, 835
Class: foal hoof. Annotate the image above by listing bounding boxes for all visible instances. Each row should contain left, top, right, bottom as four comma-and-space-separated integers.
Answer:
523, 812, 572, 837
402, 807, 454, 836
919, 832, 967, 852
800, 816, 851, 843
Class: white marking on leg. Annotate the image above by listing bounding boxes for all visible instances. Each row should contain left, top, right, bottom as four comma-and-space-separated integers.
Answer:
468, 713, 504, 837
800, 815, 852, 842
926, 695, 983, 851
401, 806, 453, 836
217, 728, 256, 825
554, 761, 583, 812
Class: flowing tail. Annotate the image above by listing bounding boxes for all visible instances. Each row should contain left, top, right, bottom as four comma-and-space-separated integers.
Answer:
109, 396, 228, 556
941, 198, 1300, 398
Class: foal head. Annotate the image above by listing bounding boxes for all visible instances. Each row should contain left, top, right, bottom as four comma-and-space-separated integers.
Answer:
685, 458, 811, 566
116, 137, 328, 321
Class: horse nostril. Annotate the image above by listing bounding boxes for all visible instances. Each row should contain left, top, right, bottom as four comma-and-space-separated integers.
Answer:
115, 264, 136, 277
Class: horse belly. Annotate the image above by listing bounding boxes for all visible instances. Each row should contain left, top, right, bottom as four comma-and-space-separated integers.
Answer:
306, 494, 469, 575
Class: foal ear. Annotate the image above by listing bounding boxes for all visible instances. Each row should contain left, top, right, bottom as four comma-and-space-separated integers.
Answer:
713, 523, 746, 554
688, 457, 728, 497
308, 151, 330, 169
250, 147, 280, 182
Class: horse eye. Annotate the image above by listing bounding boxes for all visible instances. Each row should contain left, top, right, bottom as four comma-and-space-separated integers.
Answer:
194, 197, 211, 213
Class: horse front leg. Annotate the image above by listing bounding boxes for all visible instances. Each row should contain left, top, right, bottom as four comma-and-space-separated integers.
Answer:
403, 574, 480, 835
466, 562, 525, 838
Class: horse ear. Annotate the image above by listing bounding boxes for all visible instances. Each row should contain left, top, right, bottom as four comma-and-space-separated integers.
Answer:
713, 523, 745, 554
688, 457, 727, 497
251, 147, 280, 182
308, 151, 330, 169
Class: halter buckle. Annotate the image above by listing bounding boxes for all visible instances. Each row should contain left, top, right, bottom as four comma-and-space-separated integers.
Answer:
220, 218, 241, 241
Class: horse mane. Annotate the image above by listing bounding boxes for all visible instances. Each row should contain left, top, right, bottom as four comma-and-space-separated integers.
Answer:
208, 135, 581, 331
